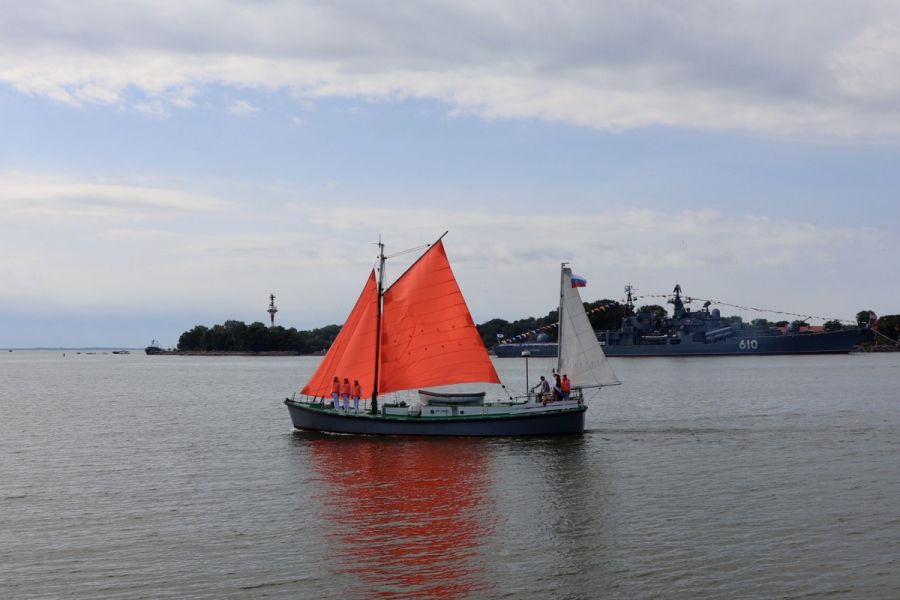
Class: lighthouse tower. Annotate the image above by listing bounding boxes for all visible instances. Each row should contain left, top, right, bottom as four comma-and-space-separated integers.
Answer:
267, 293, 278, 327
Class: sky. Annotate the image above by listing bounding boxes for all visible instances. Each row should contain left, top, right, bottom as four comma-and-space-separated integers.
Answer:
2, 0, 900, 348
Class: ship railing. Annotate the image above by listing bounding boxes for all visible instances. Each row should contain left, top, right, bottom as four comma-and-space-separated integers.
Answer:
518, 388, 584, 406
289, 392, 331, 408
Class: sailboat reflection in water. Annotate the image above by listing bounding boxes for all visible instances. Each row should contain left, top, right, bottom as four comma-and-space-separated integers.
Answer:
306, 436, 496, 598
284, 233, 620, 435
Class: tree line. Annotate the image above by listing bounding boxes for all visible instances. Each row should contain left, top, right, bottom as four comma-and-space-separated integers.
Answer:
856, 311, 900, 346
176, 299, 626, 353
177, 306, 899, 354
178, 320, 340, 354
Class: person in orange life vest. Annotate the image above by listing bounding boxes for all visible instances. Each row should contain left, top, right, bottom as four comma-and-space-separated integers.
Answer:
331, 376, 340, 410
341, 377, 351, 411
561, 374, 571, 400
351, 379, 362, 414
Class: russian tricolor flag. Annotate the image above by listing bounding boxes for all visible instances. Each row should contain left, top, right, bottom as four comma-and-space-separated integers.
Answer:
571, 274, 587, 287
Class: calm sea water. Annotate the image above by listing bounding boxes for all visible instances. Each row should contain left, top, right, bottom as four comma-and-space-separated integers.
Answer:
2, 351, 899, 599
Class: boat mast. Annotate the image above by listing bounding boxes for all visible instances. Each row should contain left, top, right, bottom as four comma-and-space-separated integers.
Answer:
557, 262, 567, 374
371, 237, 386, 414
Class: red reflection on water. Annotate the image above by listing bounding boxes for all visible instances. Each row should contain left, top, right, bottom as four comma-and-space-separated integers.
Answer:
306, 436, 496, 598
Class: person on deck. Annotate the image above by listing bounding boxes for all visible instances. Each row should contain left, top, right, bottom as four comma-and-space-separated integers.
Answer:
341, 378, 351, 411
351, 379, 362, 414
331, 376, 341, 410
532, 376, 551, 404
561, 374, 571, 400
553, 374, 563, 402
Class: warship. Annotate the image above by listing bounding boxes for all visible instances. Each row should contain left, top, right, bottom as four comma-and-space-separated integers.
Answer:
494, 284, 867, 357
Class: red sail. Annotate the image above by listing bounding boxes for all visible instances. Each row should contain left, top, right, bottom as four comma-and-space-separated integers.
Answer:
301, 270, 378, 399
379, 240, 500, 394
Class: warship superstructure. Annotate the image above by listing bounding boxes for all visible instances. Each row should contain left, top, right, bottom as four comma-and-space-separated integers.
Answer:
600, 284, 865, 356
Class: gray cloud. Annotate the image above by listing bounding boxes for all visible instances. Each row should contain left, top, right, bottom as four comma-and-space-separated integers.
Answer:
0, 172, 231, 222
2, 1, 900, 135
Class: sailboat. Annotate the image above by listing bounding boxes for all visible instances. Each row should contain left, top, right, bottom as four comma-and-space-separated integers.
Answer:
284, 234, 620, 436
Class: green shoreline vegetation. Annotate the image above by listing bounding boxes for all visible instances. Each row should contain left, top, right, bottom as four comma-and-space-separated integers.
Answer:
176, 304, 899, 355
177, 320, 340, 355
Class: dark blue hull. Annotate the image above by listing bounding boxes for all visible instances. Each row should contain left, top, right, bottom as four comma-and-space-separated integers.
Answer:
284, 400, 586, 436
493, 329, 863, 357
603, 328, 863, 356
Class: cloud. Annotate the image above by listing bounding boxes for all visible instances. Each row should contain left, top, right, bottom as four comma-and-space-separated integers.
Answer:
0, 170, 882, 283
2, 1, 900, 137
830, 21, 900, 102
2, 185, 892, 329
292, 202, 873, 274
0, 171, 232, 223
228, 99, 257, 115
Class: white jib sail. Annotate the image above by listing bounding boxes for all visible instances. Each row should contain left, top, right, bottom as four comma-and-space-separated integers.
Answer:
557, 266, 621, 388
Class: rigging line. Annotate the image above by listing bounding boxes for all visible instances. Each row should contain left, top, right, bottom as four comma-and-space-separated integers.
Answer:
386, 230, 448, 259
368, 237, 428, 274
871, 329, 899, 346
501, 383, 527, 398
635, 293, 852, 324
385, 243, 431, 259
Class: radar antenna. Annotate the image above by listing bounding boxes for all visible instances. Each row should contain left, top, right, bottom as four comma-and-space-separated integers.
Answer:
624, 284, 636, 315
